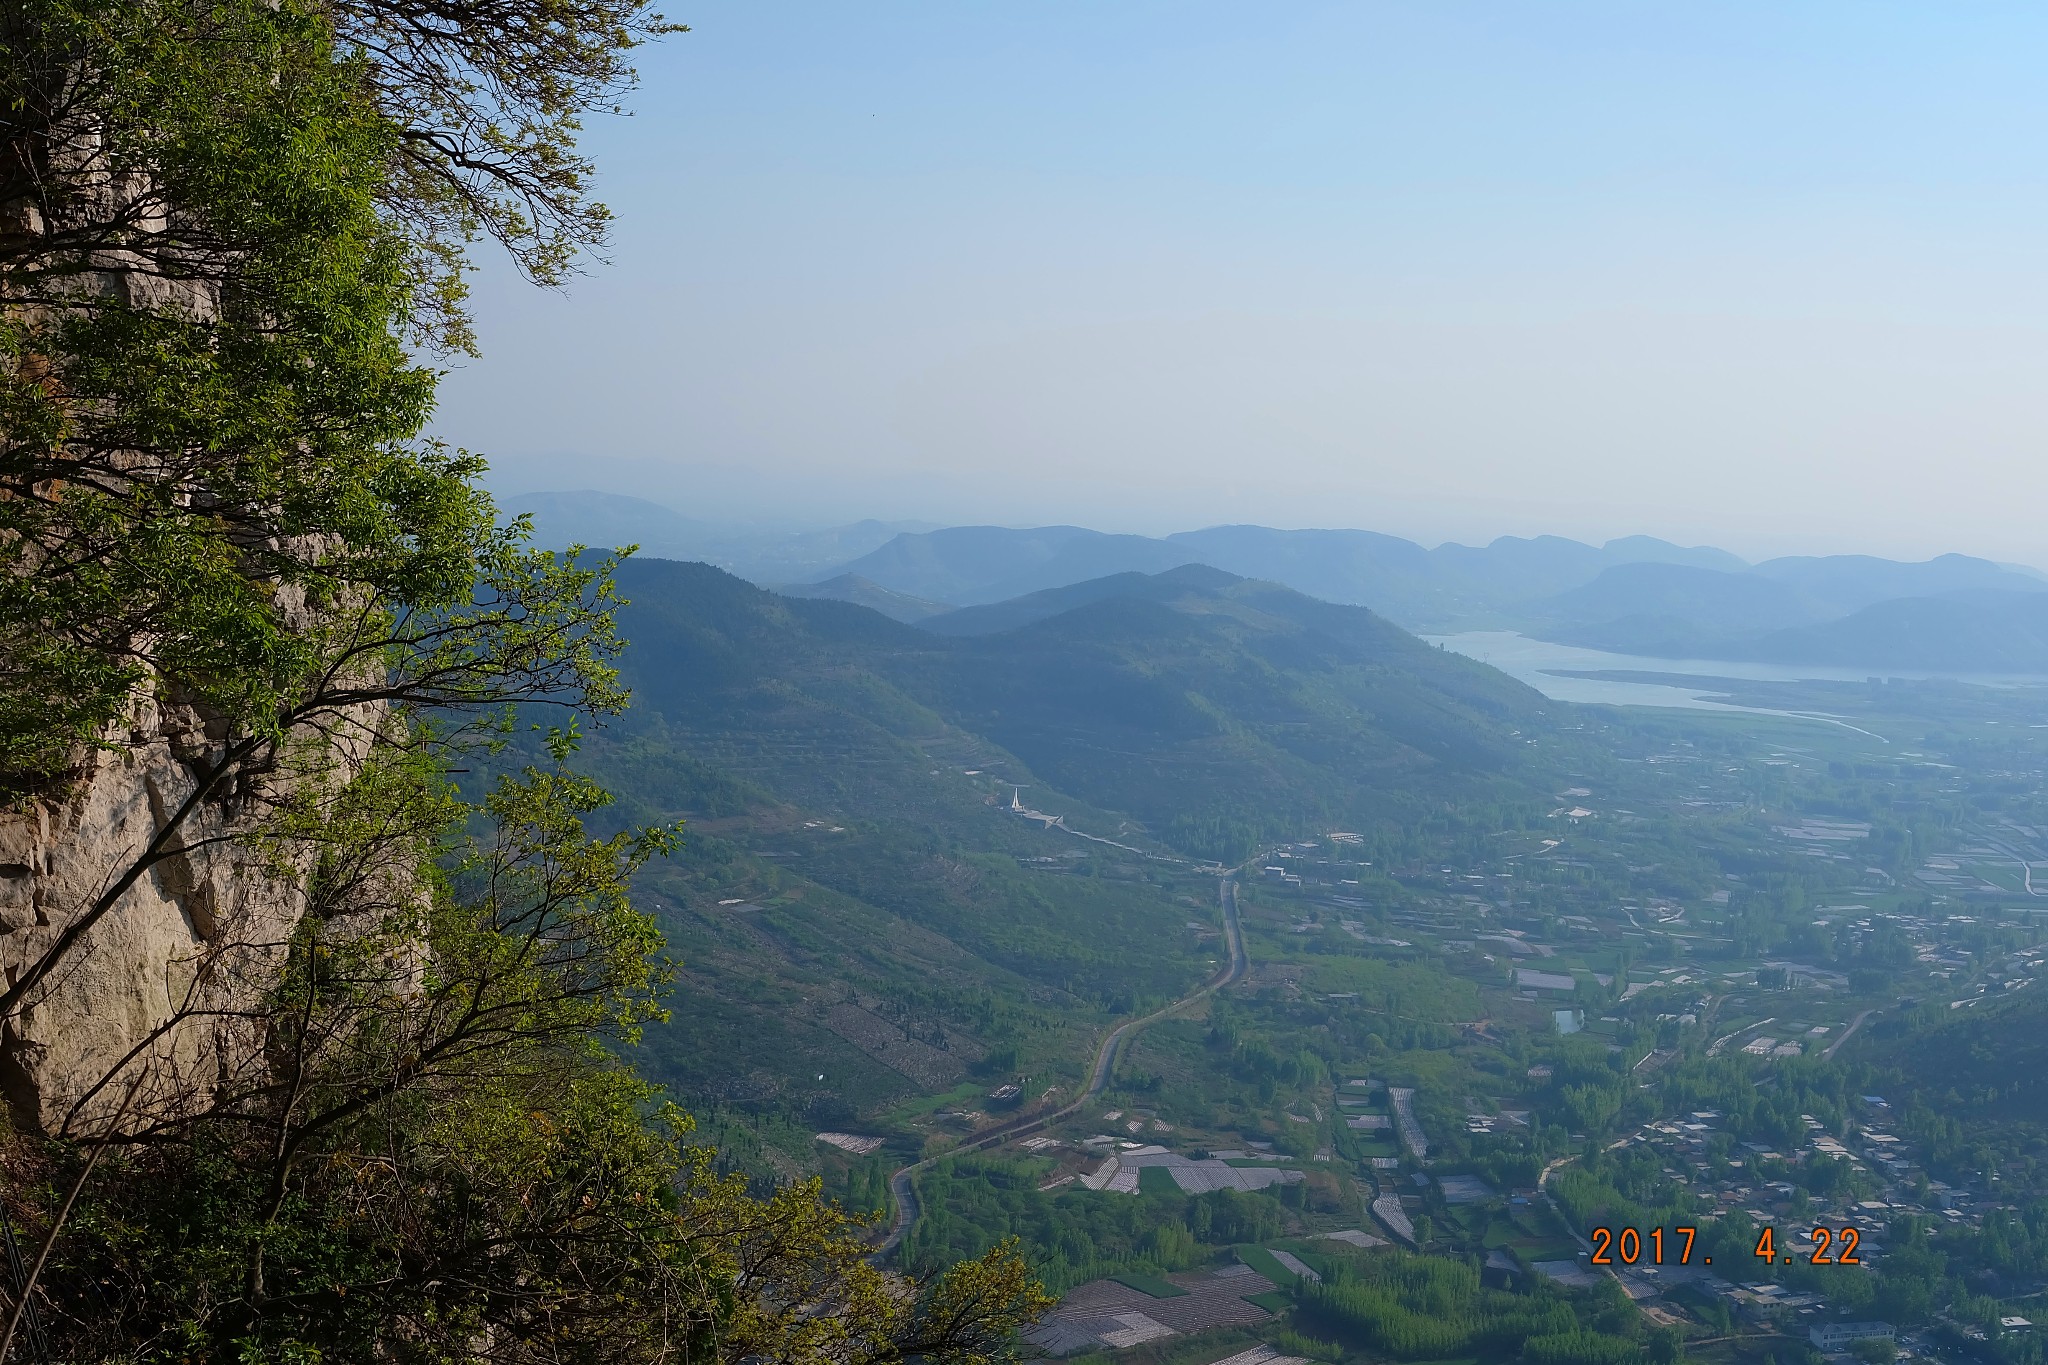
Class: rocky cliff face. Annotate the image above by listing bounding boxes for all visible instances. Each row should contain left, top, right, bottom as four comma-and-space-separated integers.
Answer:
3, 104, 413, 1140
0, 693, 310, 1137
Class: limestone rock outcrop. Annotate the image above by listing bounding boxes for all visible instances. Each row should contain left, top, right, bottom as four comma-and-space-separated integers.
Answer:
0, 695, 307, 1136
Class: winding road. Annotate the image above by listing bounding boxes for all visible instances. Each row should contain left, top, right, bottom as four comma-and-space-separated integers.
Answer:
872, 876, 1249, 1258
1979, 835, 2047, 898
1822, 1007, 1874, 1060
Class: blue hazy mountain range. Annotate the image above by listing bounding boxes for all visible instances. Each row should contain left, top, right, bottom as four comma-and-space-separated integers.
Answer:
815, 522, 1750, 624
506, 490, 2048, 670
497, 490, 940, 584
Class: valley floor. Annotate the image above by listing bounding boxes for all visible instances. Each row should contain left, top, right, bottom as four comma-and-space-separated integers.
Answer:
800, 676, 2048, 1365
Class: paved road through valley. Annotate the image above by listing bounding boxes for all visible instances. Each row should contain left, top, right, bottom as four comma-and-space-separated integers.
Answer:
873, 876, 1249, 1258
1823, 1007, 1875, 1060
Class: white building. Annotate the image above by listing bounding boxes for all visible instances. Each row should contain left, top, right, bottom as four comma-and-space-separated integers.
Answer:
1809, 1322, 1893, 1351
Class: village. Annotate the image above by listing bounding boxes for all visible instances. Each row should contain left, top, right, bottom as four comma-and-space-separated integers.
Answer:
828, 704, 2048, 1364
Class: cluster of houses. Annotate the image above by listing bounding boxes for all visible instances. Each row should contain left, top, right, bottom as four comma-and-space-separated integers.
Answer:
1583, 1100, 2011, 1354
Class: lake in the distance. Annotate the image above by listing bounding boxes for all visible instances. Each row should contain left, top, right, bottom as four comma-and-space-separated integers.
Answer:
1427, 631, 2048, 714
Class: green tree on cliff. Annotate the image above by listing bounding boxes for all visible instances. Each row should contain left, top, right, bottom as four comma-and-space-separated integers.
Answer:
0, 0, 1049, 1359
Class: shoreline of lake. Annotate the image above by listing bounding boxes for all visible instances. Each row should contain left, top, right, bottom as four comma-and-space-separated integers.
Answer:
1427, 630, 2048, 713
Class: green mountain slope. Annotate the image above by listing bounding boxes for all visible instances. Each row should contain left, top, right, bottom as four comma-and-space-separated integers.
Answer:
613, 559, 1550, 860
566, 563, 1220, 1130
807, 524, 1197, 606
1851, 989, 2048, 1165
560, 559, 1561, 1133
919, 563, 1242, 635
895, 569, 1549, 855
774, 572, 955, 622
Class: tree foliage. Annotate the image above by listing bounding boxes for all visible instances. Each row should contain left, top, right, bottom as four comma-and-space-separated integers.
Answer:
8, 760, 1049, 1361
1298, 1253, 1643, 1362
0, 0, 672, 795
0, 0, 1053, 1357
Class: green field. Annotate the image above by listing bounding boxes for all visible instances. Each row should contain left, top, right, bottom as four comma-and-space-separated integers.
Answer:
1111, 1272, 1189, 1299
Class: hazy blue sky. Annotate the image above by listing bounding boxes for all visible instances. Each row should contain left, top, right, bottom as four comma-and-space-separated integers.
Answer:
434, 2, 2048, 561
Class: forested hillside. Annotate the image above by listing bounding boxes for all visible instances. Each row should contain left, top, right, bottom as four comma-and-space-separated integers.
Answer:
525, 558, 1568, 1146
1856, 987, 2048, 1130
0, 0, 1047, 1358
610, 558, 1552, 862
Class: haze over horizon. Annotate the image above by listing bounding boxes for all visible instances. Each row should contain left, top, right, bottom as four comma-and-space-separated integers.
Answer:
493, 486, 2048, 574
434, 3, 2048, 565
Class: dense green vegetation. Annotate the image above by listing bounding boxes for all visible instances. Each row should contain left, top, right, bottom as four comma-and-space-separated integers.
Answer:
425, 522, 2048, 1362
0, 0, 1051, 1359
486, 558, 1603, 1131
1301, 1256, 1669, 1363
29, 0, 2048, 1360
904, 1158, 1289, 1292
604, 558, 1552, 864
1864, 987, 2048, 1130
653, 633, 2048, 1363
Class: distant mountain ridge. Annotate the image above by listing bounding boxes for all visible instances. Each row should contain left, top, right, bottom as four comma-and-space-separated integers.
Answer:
820, 525, 1198, 610
775, 573, 953, 623
919, 564, 1242, 636
823, 526, 2048, 671
509, 490, 2048, 671
1745, 590, 2048, 672
816, 523, 1745, 626
1529, 557, 2048, 669
1543, 562, 1822, 636
1748, 552, 2045, 615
